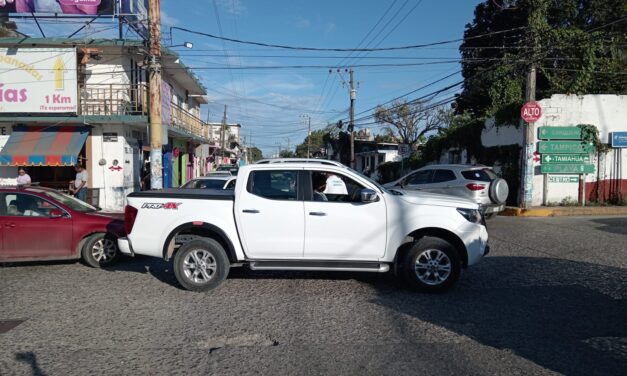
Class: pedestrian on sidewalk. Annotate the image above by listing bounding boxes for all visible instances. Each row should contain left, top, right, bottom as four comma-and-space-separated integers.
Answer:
69, 164, 88, 201
16, 167, 31, 186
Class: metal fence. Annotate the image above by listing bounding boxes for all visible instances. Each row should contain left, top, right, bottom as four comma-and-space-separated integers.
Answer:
170, 102, 207, 138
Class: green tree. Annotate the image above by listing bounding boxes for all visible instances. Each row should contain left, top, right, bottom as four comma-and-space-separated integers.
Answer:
247, 147, 263, 162
295, 129, 327, 157
279, 149, 296, 158
374, 100, 448, 146
455, 0, 627, 119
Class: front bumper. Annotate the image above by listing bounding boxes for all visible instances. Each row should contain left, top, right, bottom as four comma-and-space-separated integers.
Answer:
459, 224, 489, 266
117, 237, 135, 256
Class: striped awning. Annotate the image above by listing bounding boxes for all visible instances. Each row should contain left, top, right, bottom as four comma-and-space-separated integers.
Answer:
0, 125, 89, 166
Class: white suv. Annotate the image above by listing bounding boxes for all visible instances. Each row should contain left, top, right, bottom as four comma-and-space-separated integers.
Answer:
384, 164, 509, 217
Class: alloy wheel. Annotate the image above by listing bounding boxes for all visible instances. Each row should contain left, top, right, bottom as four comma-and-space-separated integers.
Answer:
183, 249, 217, 284
91, 238, 117, 262
414, 249, 452, 286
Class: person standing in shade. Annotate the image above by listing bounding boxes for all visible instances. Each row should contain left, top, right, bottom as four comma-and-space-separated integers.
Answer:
70, 164, 88, 201
16, 168, 31, 186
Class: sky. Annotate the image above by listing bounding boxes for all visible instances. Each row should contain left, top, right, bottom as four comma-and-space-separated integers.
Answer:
14, 0, 484, 157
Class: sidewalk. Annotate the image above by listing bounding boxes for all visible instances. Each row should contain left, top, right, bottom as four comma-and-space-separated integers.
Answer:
500, 206, 627, 217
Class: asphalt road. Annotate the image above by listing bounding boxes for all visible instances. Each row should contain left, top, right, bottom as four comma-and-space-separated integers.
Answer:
1, 216, 626, 376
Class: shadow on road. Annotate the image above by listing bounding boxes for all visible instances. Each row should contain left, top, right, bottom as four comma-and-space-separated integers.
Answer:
370, 256, 627, 376
15, 351, 47, 376
103, 255, 179, 288
590, 217, 627, 236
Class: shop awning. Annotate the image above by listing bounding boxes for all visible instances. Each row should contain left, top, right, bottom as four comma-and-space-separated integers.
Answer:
0, 125, 89, 166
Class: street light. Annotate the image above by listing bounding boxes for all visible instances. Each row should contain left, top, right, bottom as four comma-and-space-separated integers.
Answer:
170, 41, 193, 49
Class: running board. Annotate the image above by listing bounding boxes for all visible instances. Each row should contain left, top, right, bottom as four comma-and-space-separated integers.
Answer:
249, 260, 390, 273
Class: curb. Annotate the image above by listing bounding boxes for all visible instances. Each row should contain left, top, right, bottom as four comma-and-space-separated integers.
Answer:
499, 206, 627, 217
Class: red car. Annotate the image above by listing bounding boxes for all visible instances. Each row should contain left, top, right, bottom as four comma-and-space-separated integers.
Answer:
0, 186, 124, 267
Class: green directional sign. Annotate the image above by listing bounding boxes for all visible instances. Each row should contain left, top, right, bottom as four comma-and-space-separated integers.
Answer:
548, 176, 579, 183
538, 126, 582, 140
541, 164, 595, 174
541, 154, 591, 164
538, 141, 594, 154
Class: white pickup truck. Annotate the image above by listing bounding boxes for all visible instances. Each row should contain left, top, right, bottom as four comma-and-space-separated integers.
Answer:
119, 159, 489, 292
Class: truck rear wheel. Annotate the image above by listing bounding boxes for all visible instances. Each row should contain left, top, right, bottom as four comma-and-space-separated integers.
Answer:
173, 239, 230, 292
402, 237, 461, 293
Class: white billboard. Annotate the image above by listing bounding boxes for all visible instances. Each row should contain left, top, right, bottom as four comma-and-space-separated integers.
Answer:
0, 48, 77, 114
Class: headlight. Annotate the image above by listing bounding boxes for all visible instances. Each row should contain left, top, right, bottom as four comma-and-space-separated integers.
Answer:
457, 208, 482, 224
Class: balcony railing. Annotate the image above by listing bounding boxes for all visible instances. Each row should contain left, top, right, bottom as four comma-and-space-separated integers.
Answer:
78, 83, 209, 139
79, 83, 148, 116
169, 102, 208, 139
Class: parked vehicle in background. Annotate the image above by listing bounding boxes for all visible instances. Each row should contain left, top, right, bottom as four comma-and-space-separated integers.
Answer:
0, 186, 124, 267
384, 164, 509, 217
181, 176, 237, 190
119, 159, 489, 293
216, 164, 239, 175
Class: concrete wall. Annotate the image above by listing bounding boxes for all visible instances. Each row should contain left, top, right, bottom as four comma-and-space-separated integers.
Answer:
532, 95, 627, 206
89, 124, 141, 211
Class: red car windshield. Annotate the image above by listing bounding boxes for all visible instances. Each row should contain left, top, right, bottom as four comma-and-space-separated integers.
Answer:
28, 188, 98, 213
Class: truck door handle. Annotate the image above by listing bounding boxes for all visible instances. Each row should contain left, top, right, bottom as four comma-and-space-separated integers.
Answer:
309, 212, 327, 216
4, 223, 16, 228
242, 209, 260, 214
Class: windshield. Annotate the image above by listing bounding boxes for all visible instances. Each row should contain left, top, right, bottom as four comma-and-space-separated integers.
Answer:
37, 189, 98, 212
183, 179, 227, 189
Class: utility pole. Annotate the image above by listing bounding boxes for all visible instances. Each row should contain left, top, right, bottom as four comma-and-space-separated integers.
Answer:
299, 114, 311, 158
520, 65, 537, 209
349, 69, 356, 169
519, 2, 541, 209
148, 0, 162, 189
307, 116, 311, 158
220, 104, 227, 164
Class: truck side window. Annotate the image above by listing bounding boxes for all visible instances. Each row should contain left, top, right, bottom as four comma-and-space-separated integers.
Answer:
248, 170, 298, 200
314, 171, 365, 202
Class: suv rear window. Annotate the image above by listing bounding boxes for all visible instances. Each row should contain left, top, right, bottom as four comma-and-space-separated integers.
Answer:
462, 169, 496, 182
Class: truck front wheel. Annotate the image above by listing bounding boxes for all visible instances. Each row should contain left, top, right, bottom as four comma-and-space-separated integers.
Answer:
173, 239, 230, 292
402, 237, 461, 293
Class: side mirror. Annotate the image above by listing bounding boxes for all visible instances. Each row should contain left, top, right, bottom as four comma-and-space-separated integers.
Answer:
49, 209, 65, 218
360, 188, 379, 203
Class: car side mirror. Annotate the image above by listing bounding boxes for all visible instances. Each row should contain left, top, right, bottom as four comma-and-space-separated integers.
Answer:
49, 209, 65, 218
360, 188, 379, 203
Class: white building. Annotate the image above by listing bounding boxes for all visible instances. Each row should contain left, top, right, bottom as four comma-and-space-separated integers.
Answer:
437, 94, 627, 206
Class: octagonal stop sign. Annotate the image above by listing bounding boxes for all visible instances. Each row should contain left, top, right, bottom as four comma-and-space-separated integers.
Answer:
521, 102, 542, 123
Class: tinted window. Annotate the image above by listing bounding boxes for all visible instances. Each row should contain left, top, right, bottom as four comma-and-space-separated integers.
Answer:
248, 170, 298, 200
2, 193, 60, 217
225, 179, 236, 190
432, 169, 456, 183
462, 169, 495, 182
183, 179, 227, 189
29, 189, 97, 213
311, 171, 365, 202
406, 170, 433, 185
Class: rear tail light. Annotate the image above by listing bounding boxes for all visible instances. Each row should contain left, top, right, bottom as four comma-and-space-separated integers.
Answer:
124, 205, 138, 235
466, 183, 486, 191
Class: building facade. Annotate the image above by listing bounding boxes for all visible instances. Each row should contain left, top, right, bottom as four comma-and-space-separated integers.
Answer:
0, 38, 213, 210
436, 94, 627, 206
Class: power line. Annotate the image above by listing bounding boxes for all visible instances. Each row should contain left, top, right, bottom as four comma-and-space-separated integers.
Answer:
169, 25, 528, 52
